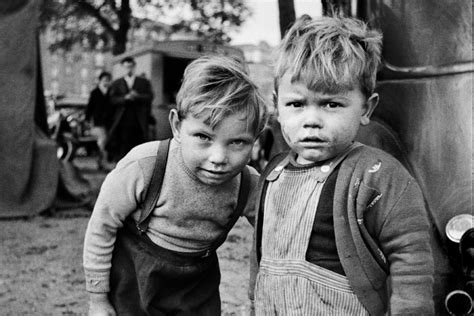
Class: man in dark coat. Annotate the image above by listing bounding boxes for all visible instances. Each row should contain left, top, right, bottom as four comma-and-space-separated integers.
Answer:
85, 71, 112, 169
108, 57, 154, 161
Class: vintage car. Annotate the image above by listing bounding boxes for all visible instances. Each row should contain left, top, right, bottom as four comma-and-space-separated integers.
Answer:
47, 95, 97, 161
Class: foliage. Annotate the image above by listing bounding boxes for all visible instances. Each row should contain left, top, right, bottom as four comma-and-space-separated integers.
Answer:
172, 0, 250, 43
40, 0, 251, 55
321, 0, 351, 16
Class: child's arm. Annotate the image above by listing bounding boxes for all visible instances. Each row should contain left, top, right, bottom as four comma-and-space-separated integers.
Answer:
83, 155, 148, 312
376, 179, 434, 314
241, 167, 260, 226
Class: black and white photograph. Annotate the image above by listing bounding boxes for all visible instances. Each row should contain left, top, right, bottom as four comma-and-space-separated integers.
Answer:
0, 0, 472, 315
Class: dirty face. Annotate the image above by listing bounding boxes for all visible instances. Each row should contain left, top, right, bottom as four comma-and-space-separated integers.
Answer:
170, 109, 255, 185
276, 72, 378, 164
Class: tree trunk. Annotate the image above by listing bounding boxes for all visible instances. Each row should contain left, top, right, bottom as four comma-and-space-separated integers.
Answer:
112, 33, 127, 55
112, 0, 131, 55
277, 0, 296, 39
321, 0, 351, 16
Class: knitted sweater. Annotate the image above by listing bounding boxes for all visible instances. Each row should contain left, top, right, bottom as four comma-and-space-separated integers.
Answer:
84, 139, 259, 293
251, 144, 434, 315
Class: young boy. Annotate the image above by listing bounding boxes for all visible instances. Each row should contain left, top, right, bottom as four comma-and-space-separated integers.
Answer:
83, 56, 267, 315
250, 15, 435, 315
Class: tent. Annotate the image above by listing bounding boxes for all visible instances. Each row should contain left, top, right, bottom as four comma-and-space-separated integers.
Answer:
0, 1, 92, 218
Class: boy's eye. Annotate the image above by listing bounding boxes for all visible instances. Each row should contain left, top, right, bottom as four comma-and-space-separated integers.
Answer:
232, 140, 243, 145
194, 133, 211, 142
231, 139, 247, 146
229, 139, 252, 150
285, 101, 304, 108
323, 102, 342, 109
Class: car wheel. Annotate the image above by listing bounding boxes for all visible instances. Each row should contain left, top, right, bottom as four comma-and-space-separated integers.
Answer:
57, 139, 75, 161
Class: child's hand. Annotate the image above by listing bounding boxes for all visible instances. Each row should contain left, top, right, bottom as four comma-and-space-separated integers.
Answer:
88, 293, 116, 316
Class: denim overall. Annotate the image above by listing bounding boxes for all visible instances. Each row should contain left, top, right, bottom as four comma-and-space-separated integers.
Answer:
254, 145, 368, 315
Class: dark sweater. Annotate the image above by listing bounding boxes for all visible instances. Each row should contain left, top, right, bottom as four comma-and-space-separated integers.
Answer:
85, 87, 111, 127
306, 166, 345, 275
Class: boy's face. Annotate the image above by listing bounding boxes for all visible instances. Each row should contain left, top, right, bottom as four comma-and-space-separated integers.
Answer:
169, 110, 255, 185
276, 72, 378, 164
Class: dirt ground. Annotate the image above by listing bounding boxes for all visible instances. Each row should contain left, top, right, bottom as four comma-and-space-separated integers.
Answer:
0, 158, 254, 315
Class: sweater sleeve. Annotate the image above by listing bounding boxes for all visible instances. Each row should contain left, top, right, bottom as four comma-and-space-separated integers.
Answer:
83, 157, 147, 293
241, 166, 260, 227
109, 80, 128, 107
134, 78, 154, 103
377, 179, 434, 315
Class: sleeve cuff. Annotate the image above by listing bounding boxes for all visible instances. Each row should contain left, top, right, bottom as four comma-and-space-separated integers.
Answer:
84, 270, 110, 293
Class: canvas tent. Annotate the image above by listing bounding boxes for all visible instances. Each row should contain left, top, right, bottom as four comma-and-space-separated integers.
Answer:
0, 1, 91, 218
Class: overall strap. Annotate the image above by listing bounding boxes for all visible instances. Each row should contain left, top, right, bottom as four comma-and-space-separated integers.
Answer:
136, 138, 171, 234
255, 152, 290, 263
202, 166, 252, 256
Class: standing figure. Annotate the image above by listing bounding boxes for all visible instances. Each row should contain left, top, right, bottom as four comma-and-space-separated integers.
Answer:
85, 71, 112, 170
83, 56, 267, 315
108, 57, 154, 162
250, 15, 436, 315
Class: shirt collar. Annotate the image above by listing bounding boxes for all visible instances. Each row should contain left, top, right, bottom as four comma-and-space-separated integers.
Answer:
124, 75, 135, 88
265, 142, 361, 182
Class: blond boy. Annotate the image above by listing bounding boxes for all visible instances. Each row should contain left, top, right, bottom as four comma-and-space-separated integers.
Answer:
84, 56, 267, 315
251, 15, 434, 315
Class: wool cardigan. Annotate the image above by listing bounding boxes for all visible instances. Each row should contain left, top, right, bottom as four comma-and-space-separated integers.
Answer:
250, 144, 434, 315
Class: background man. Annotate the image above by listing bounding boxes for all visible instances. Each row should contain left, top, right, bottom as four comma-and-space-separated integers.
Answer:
108, 57, 154, 161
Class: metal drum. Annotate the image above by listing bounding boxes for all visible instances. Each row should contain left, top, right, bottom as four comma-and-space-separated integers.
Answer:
354, 0, 473, 313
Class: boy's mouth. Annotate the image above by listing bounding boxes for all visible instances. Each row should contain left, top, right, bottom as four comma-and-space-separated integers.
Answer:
300, 136, 327, 145
201, 168, 229, 177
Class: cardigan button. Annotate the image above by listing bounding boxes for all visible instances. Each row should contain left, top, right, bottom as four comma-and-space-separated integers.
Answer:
321, 165, 330, 173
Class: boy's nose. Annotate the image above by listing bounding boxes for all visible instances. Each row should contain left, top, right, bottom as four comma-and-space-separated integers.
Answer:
302, 107, 324, 128
208, 145, 228, 165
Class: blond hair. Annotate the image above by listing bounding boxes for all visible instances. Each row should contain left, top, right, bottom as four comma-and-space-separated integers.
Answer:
176, 55, 267, 136
275, 14, 382, 97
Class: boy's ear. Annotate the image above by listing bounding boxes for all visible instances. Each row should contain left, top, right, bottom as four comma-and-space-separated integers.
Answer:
169, 109, 182, 142
360, 93, 379, 126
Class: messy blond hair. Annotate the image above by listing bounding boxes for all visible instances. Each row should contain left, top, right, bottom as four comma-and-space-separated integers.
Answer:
274, 14, 382, 97
176, 55, 267, 136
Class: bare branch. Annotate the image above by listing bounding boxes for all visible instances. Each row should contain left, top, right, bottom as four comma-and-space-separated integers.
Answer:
76, 0, 116, 34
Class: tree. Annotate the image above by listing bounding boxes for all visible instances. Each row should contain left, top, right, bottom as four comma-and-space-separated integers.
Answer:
321, 0, 351, 16
40, 0, 251, 55
277, 0, 295, 39
276, 0, 352, 40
